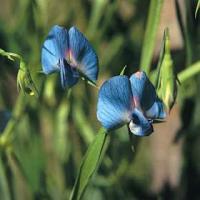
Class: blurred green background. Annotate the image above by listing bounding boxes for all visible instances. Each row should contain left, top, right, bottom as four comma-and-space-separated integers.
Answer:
0, 0, 200, 199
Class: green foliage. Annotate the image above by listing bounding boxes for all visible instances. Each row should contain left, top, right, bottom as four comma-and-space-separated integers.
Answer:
195, 0, 200, 18
70, 129, 108, 200
178, 61, 200, 82
0, 49, 38, 97
156, 29, 178, 112
0, 0, 200, 200
119, 65, 127, 75
139, 0, 164, 74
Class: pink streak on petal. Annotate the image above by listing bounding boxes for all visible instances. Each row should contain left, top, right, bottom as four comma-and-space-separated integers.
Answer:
65, 49, 77, 68
133, 96, 140, 108
134, 71, 143, 79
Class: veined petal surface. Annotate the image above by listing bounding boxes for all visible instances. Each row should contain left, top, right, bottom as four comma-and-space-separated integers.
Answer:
68, 26, 98, 82
41, 25, 68, 74
145, 100, 166, 119
130, 71, 165, 119
97, 76, 134, 130
60, 60, 79, 89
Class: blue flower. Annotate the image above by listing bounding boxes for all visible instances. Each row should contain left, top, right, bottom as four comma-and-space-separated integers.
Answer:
97, 71, 166, 136
41, 25, 99, 88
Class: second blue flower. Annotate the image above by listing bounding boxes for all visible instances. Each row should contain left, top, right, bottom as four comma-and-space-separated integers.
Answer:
41, 25, 99, 88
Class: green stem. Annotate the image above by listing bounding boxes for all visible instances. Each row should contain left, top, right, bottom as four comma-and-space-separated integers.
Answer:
178, 61, 200, 83
0, 93, 26, 149
0, 49, 22, 63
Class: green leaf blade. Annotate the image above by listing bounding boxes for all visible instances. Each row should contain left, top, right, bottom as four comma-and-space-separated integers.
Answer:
140, 0, 164, 75
195, 0, 200, 18
120, 65, 127, 75
156, 28, 178, 112
70, 128, 108, 200
178, 61, 200, 83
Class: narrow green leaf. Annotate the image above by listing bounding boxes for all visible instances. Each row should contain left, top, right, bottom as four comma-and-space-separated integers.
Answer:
70, 128, 108, 200
140, 0, 164, 75
155, 29, 167, 89
178, 61, 200, 83
120, 65, 127, 75
156, 28, 178, 112
195, 0, 200, 18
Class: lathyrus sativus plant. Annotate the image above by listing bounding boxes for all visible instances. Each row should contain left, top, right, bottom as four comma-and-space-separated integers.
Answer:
0, 48, 38, 149
3, 22, 200, 200
39, 24, 167, 200
0, 48, 38, 97
41, 25, 99, 89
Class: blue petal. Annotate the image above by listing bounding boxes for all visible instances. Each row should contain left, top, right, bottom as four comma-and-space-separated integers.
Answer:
129, 108, 153, 136
97, 76, 134, 130
68, 26, 98, 82
145, 100, 166, 119
41, 25, 68, 74
60, 60, 79, 89
130, 71, 165, 119
130, 71, 156, 109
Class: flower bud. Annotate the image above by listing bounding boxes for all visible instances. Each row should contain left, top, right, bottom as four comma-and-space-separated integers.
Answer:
17, 62, 38, 97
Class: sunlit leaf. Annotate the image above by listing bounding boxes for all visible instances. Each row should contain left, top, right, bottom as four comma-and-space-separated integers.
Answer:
120, 65, 127, 75
178, 61, 200, 83
195, 0, 200, 18
156, 28, 178, 112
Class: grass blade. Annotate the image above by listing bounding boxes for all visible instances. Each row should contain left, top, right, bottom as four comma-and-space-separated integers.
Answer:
195, 0, 200, 18
178, 61, 200, 83
70, 128, 108, 200
139, 0, 164, 74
